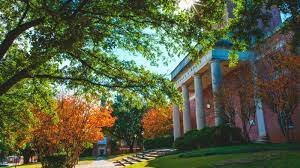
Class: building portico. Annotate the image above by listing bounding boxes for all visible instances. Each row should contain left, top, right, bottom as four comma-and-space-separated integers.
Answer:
171, 46, 269, 142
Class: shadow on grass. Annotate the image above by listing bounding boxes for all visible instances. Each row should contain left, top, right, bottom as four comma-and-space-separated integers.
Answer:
179, 143, 300, 158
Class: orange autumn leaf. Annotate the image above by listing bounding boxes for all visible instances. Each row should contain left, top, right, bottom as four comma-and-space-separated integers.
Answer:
32, 96, 115, 167
142, 106, 173, 139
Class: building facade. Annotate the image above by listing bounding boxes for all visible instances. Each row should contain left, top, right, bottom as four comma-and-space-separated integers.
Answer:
93, 137, 111, 156
171, 9, 300, 143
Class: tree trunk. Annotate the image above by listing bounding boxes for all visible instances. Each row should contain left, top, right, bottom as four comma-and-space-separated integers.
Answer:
129, 139, 136, 153
23, 153, 30, 164
242, 121, 250, 143
129, 144, 134, 153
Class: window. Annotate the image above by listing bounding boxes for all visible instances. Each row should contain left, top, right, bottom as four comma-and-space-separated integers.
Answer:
278, 113, 294, 130
249, 119, 256, 126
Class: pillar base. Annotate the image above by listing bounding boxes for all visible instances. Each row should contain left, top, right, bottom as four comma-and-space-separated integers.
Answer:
254, 136, 269, 144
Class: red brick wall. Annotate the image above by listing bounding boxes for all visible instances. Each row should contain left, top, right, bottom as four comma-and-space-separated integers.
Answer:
187, 66, 299, 143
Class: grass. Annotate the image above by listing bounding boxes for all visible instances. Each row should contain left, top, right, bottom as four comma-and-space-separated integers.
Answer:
14, 156, 96, 168
15, 163, 41, 168
108, 153, 135, 162
179, 143, 300, 158
126, 143, 300, 168
77, 156, 96, 165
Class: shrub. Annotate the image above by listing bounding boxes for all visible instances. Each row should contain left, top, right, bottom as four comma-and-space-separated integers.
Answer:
174, 125, 244, 151
80, 147, 93, 157
213, 125, 244, 146
144, 135, 173, 150
197, 127, 215, 148
174, 130, 202, 151
41, 153, 67, 168
173, 136, 185, 151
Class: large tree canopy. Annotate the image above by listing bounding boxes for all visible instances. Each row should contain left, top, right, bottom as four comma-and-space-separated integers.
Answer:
0, 0, 223, 152
0, 1, 299, 97
0, 0, 224, 98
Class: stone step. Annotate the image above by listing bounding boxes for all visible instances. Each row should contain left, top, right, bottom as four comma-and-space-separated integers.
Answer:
113, 160, 126, 167
135, 155, 151, 160
127, 156, 142, 162
122, 158, 134, 164
124, 157, 140, 163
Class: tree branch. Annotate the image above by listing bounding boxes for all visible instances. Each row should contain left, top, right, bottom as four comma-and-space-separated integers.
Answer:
0, 18, 44, 61
31, 74, 146, 89
66, 51, 119, 81
0, 69, 30, 96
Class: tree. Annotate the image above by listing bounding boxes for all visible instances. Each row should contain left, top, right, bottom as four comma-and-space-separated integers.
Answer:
0, 80, 53, 155
0, 0, 225, 98
236, 63, 256, 143
142, 106, 173, 139
219, 81, 238, 127
32, 96, 115, 168
229, 1, 300, 62
218, 62, 256, 142
110, 95, 145, 152
19, 143, 36, 164
257, 53, 299, 142
0, 1, 297, 100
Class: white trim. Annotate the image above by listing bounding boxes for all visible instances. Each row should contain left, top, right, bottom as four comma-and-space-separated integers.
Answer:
175, 51, 212, 88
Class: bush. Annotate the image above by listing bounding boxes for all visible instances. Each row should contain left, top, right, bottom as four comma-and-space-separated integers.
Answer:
174, 130, 202, 151
213, 125, 244, 146
144, 135, 173, 150
173, 136, 185, 151
41, 153, 67, 168
80, 147, 93, 157
174, 125, 244, 151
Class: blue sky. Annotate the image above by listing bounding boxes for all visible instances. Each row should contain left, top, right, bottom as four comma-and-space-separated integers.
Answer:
114, 48, 184, 79
112, 12, 290, 80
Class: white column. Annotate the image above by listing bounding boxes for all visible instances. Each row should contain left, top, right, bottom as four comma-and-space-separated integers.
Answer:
194, 74, 205, 129
182, 85, 191, 133
251, 61, 268, 142
255, 98, 267, 138
173, 105, 181, 140
211, 60, 223, 126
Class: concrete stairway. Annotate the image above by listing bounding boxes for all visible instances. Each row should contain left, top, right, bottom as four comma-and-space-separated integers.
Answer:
113, 149, 176, 167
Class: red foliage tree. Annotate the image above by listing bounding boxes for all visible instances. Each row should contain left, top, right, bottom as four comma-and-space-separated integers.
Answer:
257, 53, 299, 141
32, 97, 115, 168
219, 62, 256, 142
142, 107, 173, 139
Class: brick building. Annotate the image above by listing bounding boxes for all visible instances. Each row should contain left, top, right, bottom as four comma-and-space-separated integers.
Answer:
171, 7, 300, 143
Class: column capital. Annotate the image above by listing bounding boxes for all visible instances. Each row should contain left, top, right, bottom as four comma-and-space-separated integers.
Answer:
210, 59, 221, 63
193, 73, 201, 78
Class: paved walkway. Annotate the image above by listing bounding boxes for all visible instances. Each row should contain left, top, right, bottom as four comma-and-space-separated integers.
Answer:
76, 157, 116, 168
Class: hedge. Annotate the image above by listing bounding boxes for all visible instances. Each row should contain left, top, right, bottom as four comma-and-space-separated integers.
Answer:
144, 135, 173, 150
174, 125, 244, 151
41, 153, 67, 168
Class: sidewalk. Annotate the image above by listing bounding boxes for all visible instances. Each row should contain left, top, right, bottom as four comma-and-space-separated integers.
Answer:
76, 157, 116, 168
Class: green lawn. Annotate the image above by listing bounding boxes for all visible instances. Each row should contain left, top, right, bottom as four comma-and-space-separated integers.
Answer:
127, 144, 300, 168
108, 153, 135, 161
15, 163, 41, 168
15, 156, 96, 168
77, 156, 96, 165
